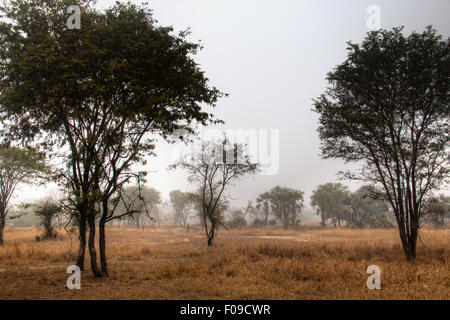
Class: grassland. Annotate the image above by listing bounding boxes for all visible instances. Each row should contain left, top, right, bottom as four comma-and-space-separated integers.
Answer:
0, 224, 449, 299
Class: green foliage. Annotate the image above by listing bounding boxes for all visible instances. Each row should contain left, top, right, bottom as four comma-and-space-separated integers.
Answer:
0, 145, 50, 244
313, 26, 449, 260
0, 146, 50, 176
0, 0, 223, 221
0, 0, 224, 270
0, 0, 224, 144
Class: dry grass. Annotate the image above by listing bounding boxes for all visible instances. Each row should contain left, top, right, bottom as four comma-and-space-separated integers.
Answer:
0, 224, 449, 299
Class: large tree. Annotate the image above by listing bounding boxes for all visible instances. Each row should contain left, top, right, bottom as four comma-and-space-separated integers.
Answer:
171, 140, 259, 246
311, 183, 350, 227
0, 0, 223, 276
313, 27, 449, 261
0, 146, 49, 245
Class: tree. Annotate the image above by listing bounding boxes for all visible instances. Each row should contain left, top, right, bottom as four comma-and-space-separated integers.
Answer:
241, 200, 255, 224
187, 189, 229, 228
229, 201, 255, 228
0, 1, 223, 276
170, 140, 259, 246
118, 186, 162, 229
310, 183, 350, 227
0, 146, 49, 245
265, 186, 304, 229
230, 210, 246, 228
33, 199, 63, 240
313, 26, 449, 261
169, 190, 194, 226
256, 192, 271, 225
422, 194, 449, 227
346, 186, 393, 229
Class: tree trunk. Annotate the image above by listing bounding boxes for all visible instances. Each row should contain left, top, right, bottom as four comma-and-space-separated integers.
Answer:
183, 211, 188, 226
320, 211, 326, 227
99, 218, 108, 275
0, 218, 4, 246
135, 214, 140, 229
207, 225, 215, 246
87, 216, 103, 277
206, 214, 215, 246
0, 206, 7, 246
76, 215, 87, 270
395, 208, 418, 262
98, 199, 110, 275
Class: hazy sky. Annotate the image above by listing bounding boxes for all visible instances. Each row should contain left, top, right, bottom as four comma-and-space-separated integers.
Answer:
16, 0, 450, 209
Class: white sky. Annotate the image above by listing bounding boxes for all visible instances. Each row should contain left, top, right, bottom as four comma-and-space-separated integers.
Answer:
13, 0, 450, 209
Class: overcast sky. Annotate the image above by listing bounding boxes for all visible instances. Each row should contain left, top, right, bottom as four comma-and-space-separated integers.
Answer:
16, 0, 450, 209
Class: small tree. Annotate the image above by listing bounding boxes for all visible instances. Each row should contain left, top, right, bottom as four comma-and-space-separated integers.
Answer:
313, 27, 449, 261
229, 201, 254, 228
170, 140, 259, 246
0, 146, 49, 245
230, 209, 246, 228
169, 190, 194, 226
33, 200, 63, 240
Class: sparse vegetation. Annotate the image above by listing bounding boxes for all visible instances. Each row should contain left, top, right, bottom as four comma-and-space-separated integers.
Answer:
0, 0, 447, 302
170, 140, 260, 246
0, 225, 448, 299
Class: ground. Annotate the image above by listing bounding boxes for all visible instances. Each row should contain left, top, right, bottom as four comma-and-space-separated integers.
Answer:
0, 224, 449, 299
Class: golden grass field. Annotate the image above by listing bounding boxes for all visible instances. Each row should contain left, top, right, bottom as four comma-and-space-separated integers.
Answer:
0, 224, 449, 300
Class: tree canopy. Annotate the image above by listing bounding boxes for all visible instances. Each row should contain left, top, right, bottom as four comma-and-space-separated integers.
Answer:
0, 146, 49, 245
0, 0, 224, 275
263, 186, 304, 229
313, 26, 449, 260
169, 190, 194, 226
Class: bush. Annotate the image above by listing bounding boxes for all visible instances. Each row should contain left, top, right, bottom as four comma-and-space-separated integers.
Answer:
252, 218, 265, 227
230, 216, 246, 228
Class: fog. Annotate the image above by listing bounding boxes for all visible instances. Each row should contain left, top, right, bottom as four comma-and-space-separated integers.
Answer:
15, 0, 450, 208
